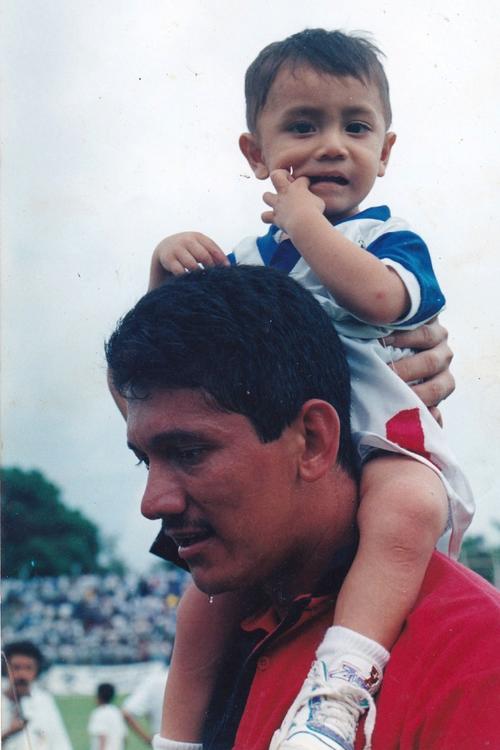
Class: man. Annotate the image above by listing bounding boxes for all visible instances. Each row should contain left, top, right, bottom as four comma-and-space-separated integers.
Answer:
1, 640, 73, 750
106, 266, 500, 749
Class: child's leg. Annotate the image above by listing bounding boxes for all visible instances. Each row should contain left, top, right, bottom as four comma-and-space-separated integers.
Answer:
160, 582, 243, 744
334, 453, 448, 647
272, 455, 448, 750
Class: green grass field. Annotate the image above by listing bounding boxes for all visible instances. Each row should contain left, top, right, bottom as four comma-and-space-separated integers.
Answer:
56, 695, 149, 750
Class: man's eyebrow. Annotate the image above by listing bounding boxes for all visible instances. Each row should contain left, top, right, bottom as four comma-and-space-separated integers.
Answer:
127, 440, 145, 456
127, 429, 207, 453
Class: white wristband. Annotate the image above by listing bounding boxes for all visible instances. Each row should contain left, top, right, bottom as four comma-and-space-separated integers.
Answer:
152, 735, 203, 750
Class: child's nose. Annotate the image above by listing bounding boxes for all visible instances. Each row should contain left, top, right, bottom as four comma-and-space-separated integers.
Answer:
315, 129, 348, 160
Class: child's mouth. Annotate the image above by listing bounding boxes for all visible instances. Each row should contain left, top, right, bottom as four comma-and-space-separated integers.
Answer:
309, 175, 349, 186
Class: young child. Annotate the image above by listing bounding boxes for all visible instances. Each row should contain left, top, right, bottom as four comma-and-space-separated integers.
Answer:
88, 683, 128, 750
149, 29, 474, 750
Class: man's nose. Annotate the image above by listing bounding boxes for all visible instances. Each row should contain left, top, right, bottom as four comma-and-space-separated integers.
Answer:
315, 128, 348, 159
141, 467, 186, 519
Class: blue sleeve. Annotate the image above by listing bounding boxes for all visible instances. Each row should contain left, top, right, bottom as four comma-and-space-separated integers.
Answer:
367, 230, 445, 325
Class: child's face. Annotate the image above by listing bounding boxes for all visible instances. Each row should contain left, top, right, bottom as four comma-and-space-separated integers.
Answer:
240, 65, 396, 223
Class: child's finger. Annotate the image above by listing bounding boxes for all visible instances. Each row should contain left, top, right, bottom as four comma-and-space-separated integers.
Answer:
184, 241, 216, 268
270, 169, 292, 190
199, 237, 230, 266
294, 175, 311, 188
175, 247, 204, 272
167, 258, 191, 276
186, 240, 226, 269
261, 210, 275, 224
262, 191, 277, 207
178, 239, 229, 270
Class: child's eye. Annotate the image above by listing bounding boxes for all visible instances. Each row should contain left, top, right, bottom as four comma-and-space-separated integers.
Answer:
346, 122, 371, 134
288, 121, 315, 135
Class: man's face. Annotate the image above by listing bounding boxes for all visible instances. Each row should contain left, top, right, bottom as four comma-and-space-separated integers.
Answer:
127, 388, 315, 595
245, 65, 395, 223
8, 654, 38, 696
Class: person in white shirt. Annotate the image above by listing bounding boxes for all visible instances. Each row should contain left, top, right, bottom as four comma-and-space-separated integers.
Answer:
122, 668, 169, 745
88, 683, 127, 750
1, 640, 73, 750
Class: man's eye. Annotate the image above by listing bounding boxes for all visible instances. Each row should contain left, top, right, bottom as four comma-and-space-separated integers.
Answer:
346, 122, 370, 134
175, 447, 206, 465
135, 457, 150, 470
289, 121, 315, 135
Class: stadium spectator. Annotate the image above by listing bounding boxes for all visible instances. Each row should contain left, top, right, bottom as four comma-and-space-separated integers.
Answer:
88, 682, 127, 750
1, 569, 187, 666
106, 266, 500, 749
1, 640, 73, 750
122, 666, 169, 744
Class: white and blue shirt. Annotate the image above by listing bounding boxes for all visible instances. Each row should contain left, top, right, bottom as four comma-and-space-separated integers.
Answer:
228, 205, 445, 338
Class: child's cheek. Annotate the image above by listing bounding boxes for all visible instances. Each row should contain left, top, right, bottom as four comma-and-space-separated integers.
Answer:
276, 145, 310, 174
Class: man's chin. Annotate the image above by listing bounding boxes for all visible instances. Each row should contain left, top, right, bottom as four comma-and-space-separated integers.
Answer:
191, 576, 232, 596
190, 567, 244, 596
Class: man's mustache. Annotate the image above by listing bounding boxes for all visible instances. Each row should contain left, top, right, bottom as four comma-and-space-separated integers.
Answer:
161, 516, 212, 533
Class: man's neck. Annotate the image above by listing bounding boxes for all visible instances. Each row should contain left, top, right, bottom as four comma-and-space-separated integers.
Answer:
264, 536, 358, 619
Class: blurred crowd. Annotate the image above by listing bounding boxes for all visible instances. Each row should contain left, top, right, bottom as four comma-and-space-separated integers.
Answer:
1, 567, 189, 665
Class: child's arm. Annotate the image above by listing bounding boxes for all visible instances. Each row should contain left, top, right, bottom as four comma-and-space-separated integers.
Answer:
262, 169, 410, 325
160, 583, 244, 742
149, 232, 229, 290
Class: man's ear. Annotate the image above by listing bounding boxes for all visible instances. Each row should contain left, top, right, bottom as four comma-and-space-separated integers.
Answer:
295, 400, 341, 482
239, 132, 269, 179
378, 131, 397, 177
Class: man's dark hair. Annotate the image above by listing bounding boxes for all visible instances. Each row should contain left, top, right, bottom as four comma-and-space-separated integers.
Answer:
106, 265, 357, 477
2, 641, 43, 676
245, 28, 391, 132
97, 683, 115, 704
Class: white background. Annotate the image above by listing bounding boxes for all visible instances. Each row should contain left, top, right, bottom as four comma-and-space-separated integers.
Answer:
2, 0, 499, 571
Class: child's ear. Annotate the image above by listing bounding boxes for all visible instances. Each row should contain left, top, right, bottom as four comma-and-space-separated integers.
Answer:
378, 131, 397, 177
239, 132, 269, 179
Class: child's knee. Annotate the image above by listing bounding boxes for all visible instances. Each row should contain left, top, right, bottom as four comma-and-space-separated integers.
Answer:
358, 467, 448, 556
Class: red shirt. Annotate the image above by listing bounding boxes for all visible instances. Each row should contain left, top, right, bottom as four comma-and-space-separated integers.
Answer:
205, 553, 500, 750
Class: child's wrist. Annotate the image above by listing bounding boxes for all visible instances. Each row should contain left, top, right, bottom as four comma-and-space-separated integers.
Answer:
152, 736, 203, 750
286, 209, 331, 246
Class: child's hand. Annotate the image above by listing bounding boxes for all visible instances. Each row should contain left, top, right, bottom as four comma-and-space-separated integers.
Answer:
149, 232, 229, 289
261, 169, 325, 235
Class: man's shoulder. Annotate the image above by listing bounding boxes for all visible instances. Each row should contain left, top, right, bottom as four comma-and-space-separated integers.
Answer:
418, 551, 499, 612
402, 551, 500, 653
373, 553, 500, 748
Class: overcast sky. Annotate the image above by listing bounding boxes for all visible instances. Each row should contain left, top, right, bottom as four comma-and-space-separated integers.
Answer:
2, 0, 499, 572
